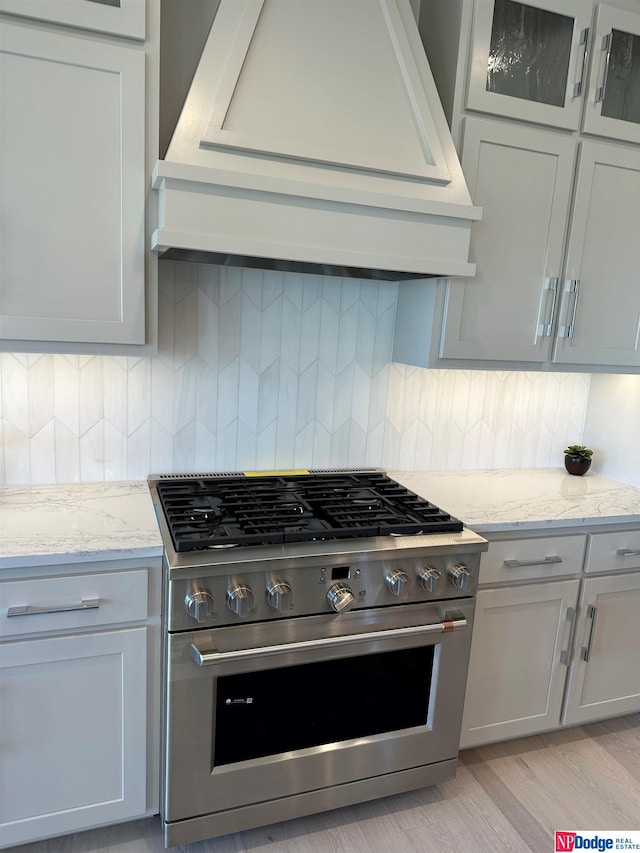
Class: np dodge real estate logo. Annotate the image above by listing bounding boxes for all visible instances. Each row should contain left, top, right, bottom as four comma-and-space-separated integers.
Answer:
556, 832, 640, 851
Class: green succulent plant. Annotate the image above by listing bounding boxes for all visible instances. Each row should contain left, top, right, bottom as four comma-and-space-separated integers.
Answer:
564, 444, 593, 460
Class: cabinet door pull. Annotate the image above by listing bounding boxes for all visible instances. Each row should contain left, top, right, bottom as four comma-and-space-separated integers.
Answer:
503, 556, 562, 568
7, 598, 101, 617
617, 548, 640, 558
559, 279, 581, 338
580, 604, 598, 662
538, 277, 559, 337
595, 32, 612, 102
560, 606, 577, 665
573, 27, 590, 97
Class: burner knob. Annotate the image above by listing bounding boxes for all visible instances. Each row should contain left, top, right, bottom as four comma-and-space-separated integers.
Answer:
418, 567, 441, 594
384, 569, 411, 598
266, 579, 293, 612
185, 589, 214, 623
448, 564, 472, 591
226, 584, 254, 618
327, 583, 355, 614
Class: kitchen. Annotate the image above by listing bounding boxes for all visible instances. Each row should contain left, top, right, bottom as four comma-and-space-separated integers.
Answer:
1, 0, 639, 851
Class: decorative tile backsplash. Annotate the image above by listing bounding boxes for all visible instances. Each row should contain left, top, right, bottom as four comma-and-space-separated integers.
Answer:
584, 373, 640, 488
0, 261, 591, 485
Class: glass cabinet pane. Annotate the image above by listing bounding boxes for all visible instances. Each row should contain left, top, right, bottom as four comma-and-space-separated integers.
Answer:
487, 0, 574, 107
601, 28, 640, 125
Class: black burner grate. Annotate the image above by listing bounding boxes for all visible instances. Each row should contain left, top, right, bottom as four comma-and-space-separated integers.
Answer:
156, 472, 463, 552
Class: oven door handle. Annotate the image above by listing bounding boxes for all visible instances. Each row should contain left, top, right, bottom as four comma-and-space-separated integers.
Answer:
189, 615, 468, 666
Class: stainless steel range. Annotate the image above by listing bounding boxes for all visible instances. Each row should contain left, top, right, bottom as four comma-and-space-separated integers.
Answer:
148, 469, 488, 848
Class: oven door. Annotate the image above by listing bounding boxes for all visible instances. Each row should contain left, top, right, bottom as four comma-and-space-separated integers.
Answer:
164, 599, 474, 824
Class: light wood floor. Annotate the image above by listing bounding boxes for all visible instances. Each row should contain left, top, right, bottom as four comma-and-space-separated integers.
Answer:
7, 714, 640, 853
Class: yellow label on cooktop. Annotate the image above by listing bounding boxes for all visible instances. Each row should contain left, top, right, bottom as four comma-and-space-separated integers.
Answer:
244, 469, 310, 477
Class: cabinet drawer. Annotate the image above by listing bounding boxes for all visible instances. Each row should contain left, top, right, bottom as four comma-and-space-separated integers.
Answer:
584, 530, 640, 574
0, 570, 148, 638
479, 535, 586, 585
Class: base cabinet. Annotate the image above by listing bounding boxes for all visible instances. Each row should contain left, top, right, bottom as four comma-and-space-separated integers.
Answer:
460, 579, 580, 748
461, 528, 640, 749
562, 572, 640, 725
0, 628, 147, 848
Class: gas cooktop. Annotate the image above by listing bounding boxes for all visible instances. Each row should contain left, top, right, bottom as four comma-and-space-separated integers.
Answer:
152, 470, 463, 553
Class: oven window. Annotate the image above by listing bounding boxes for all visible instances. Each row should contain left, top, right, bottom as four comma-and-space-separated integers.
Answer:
214, 645, 434, 765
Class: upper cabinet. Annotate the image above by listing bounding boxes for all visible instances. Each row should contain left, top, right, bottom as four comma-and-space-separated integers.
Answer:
467, 0, 591, 131
582, 4, 640, 145
0, 4, 159, 355
395, 0, 640, 374
0, 0, 146, 40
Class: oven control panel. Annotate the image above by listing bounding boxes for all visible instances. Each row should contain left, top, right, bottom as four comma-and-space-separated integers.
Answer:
168, 552, 480, 631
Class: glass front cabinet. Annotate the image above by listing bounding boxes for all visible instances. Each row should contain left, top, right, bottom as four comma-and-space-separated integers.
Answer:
467, 0, 640, 143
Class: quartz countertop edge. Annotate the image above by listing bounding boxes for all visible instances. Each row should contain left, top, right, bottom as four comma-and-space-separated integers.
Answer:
389, 468, 640, 534
0, 481, 163, 570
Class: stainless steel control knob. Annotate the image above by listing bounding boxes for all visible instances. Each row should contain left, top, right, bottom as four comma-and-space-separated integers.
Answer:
266, 579, 293, 612
448, 564, 472, 591
327, 582, 355, 613
384, 569, 411, 598
226, 583, 254, 617
417, 567, 441, 594
185, 589, 214, 623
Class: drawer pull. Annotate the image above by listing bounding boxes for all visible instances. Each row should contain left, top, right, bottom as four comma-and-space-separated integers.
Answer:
560, 606, 577, 666
503, 556, 562, 569
581, 604, 598, 662
7, 598, 101, 618
617, 549, 640, 558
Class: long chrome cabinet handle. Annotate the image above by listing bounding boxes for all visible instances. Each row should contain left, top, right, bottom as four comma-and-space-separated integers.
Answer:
617, 548, 640, 558
190, 617, 468, 666
573, 27, 590, 97
7, 598, 101, 617
581, 605, 598, 662
560, 607, 577, 665
503, 556, 562, 569
538, 277, 559, 338
558, 280, 581, 338
595, 32, 612, 102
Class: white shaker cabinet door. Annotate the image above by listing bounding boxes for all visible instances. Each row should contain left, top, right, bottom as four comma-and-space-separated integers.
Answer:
0, 0, 145, 40
460, 578, 580, 748
0, 627, 148, 848
582, 3, 640, 146
552, 141, 640, 368
467, 0, 591, 131
562, 572, 640, 726
440, 119, 575, 363
0, 21, 146, 346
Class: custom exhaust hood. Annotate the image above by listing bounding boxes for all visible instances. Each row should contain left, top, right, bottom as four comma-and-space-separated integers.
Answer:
152, 0, 481, 281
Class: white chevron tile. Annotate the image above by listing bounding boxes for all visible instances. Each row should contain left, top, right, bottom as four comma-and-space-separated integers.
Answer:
127, 358, 151, 437
241, 268, 264, 308
301, 274, 323, 312
150, 358, 176, 435
219, 267, 242, 307
332, 363, 355, 432
373, 304, 395, 366
346, 421, 367, 468
0, 419, 4, 485
258, 359, 280, 432
322, 278, 342, 314
296, 361, 318, 433
103, 358, 128, 435
238, 359, 259, 434
262, 270, 284, 309
240, 291, 262, 372
219, 291, 242, 369
283, 273, 303, 313
413, 421, 434, 470
336, 302, 358, 374
104, 419, 128, 480
376, 281, 398, 318
30, 421, 56, 484
127, 420, 151, 480
173, 421, 196, 472
364, 421, 385, 468
277, 362, 298, 424
294, 422, 315, 468
80, 420, 105, 482
401, 367, 423, 432
28, 355, 54, 437
312, 422, 332, 468
281, 295, 301, 371
215, 420, 238, 471
330, 420, 351, 466
197, 287, 220, 369
150, 419, 173, 475
78, 357, 104, 437
382, 421, 401, 469
173, 257, 198, 304
195, 358, 218, 434
315, 363, 336, 432
236, 420, 257, 470
340, 279, 361, 313
299, 298, 322, 373
156, 287, 176, 369
355, 303, 376, 376
197, 263, 221, 306
351, 364, 371, 432
318, 297, 339, 372
174, 360, 197, 435
260, 296, 283, 371
53, 357, 80, 437
174, 287, 198, 370
194, 421, 217, 473
54, 420, 80, 482
368, 365, 390, 431
398, 420, 418, 470
10, 353, 30, 368
158, 257, 175, 304
3, 421, 30, 484
2, 355, 29, 437
256, 420, 277, 470
78, 355, 95, 369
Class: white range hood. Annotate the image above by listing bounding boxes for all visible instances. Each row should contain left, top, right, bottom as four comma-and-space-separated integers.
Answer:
152, 0, 481, 280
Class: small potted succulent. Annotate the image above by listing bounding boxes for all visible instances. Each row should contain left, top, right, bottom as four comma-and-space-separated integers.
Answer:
564, 444, 593, 476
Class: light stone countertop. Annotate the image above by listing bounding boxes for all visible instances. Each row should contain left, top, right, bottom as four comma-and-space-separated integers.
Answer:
389, 468, 640, 534
0, 481, 163, 569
